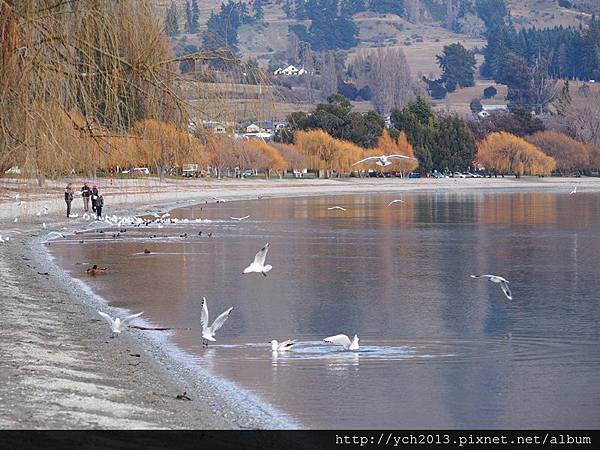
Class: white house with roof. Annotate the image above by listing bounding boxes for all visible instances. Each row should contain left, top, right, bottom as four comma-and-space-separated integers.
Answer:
478, 103, 508, 118
273, 65, 306, 76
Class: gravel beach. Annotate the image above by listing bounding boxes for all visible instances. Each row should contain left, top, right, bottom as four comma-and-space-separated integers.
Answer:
1, 176, 599, 429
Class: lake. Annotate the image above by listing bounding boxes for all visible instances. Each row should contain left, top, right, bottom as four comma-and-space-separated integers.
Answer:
47, 191, 600, 428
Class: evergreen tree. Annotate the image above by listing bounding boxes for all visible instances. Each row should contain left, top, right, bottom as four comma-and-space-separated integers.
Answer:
437, 42, 476, 88
254, 0, 264, 21
191, 0, 200, 33
165, 1, 179, 37
184, 0, 193, 33
306, 0, 358, 51
368, 0, 404, 16
475, 0, 507, 30
433, 115, 476, 172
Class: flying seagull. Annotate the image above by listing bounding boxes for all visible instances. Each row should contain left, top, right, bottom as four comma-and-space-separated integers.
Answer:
200, 297, 233, 346
570, 186, 577, 195
353, 154, 417, 167
271, 339, 296, 352
243, 243, 272, 276
230, 215, 250, 221
327, 206, 347, 211
324, 334, 360, 351
97, 311, 144, 337
387, 199, 405, 207
470, 274, 512, 300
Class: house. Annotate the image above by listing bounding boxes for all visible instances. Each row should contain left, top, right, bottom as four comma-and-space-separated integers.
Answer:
245, 123, 263, 133
478, 103, 508, 118
273, 65, 306, 76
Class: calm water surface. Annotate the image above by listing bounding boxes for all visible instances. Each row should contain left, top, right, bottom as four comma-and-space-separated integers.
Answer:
48, 192, 600, 428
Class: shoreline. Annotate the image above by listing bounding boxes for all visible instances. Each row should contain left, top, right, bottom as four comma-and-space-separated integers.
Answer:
2, 176, 600, 429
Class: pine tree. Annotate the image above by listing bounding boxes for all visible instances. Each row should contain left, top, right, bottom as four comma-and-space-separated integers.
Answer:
191, 0, 200, 33
254, 0, 264, 21
433, 115, 476, 172
437, 42, 476, 88
184, 0, 193, 33
165, 1, 179, 37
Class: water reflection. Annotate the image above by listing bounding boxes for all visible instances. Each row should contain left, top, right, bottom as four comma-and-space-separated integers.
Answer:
47, 192, 600, 428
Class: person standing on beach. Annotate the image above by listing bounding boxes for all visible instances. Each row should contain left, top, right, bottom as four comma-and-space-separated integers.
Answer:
95, 194, 104, 219
64, 184, 74, 218
81, 182, 92, 212
91, 184, 99, 212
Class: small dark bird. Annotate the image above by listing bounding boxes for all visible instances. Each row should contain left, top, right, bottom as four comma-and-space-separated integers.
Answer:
87, 264, 107, 276
198, 231, 202, 236
208, 232, 213, 237
180, 233, 187, 238
144, 249, 151, 254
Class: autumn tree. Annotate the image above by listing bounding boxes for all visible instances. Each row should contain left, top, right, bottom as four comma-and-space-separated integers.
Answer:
133, 119, 204, 181
476, 132, 556, 177
371, 130, 418, 176
247, 140, 288, 178
294, 129, 362, 176
525, 131, 593, 175
272, 143, 307, 172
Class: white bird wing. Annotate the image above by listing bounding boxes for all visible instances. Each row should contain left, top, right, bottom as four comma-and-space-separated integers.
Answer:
200, 297, 209, 332
387, 154, 417, 161
324, 334, 351, 348
352, 156, 379, 166
279, 339, 295, 349
97, 311, 115, 328
387, 199, 404, 206
210, 307, 233, 333
254, 243, 269, 266
500, 282, 513, 300
470, 274, 495, 280
122, 311, 144, 325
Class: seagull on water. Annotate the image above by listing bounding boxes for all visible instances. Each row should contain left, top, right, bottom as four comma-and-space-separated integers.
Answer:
470, 274, 512, 300
243, 243, 272, 276
353, 154, 417, 167
0, 234, 8, 243
230, 215, 250, 221
324, 334, 360, 351
271, 339, 296, 352
387, 199, 405, 207
97, 311, 144, 337
327, 206, 347, 211
200, 297, 233, 346
570, 186, 577, 195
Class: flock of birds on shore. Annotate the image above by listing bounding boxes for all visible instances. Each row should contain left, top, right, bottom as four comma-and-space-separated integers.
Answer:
0, 176, 585, 354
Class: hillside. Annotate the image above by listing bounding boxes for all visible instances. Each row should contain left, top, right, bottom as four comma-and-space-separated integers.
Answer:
153, 0, 597, 120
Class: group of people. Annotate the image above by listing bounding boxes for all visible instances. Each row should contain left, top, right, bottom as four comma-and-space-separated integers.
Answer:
64, 182, 104, 219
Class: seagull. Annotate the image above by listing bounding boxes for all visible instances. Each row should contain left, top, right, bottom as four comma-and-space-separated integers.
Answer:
230, 215, 250, 221
327, 206, 347, 211
243, 243, 272, 276
353, 154, 417, 167
271, 339, 295, 352
42, 222, 46, 229
97, 311, 144, 337
47, 231, 65, 239
14, 218, 18, 223
570, 186, 577, 195
470, 274, 512, 300
324, 334, 360, 351
0, 234, 8, 243
200, 297, 233, 346
387, 199, 405, 207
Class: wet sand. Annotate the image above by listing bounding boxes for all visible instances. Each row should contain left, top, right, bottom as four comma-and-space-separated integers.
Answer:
1, 176, 599, 429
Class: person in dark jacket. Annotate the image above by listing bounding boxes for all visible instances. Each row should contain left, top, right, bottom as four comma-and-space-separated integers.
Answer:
64, 184, 74, 217
95, 194, 104, 219
91, 184, 99, 212
81, 182, 92, 212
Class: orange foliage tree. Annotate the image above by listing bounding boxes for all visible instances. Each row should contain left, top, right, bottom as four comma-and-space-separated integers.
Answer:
272, 143, 307, 173
246, 140, 288, 178
370, 130, 418, 176
294, 130, 362, 176
132, 119, 204, 181
476, 132, 556, 177
525, 131, 593, 175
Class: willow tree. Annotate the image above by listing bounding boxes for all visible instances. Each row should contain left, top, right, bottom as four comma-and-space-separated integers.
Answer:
133, 119, 204, 181
247, 140, 288, 178
294, 130, 362, 176
525, 131, 593, 175
0, 0, 186, 184
476, 132, 556, 177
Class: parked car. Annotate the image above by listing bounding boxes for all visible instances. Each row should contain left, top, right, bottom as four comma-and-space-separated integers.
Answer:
182, 164, 199, 177
408, 172, 421, 179
453, 172, 467, 178
431, 171, 445, 179
132, 167, 150, 175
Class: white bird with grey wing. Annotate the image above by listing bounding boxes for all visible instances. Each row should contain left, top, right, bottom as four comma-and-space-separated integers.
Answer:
470, 274, 512, 300
324, 334, 360, 351
271, 339, 296, 352
327, 206, 347, 211
353, 154, 417, 167
200, 297, 233, 346
97, 311, 144, 337
230, 215, 250, 221
243, 243, 273, 276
